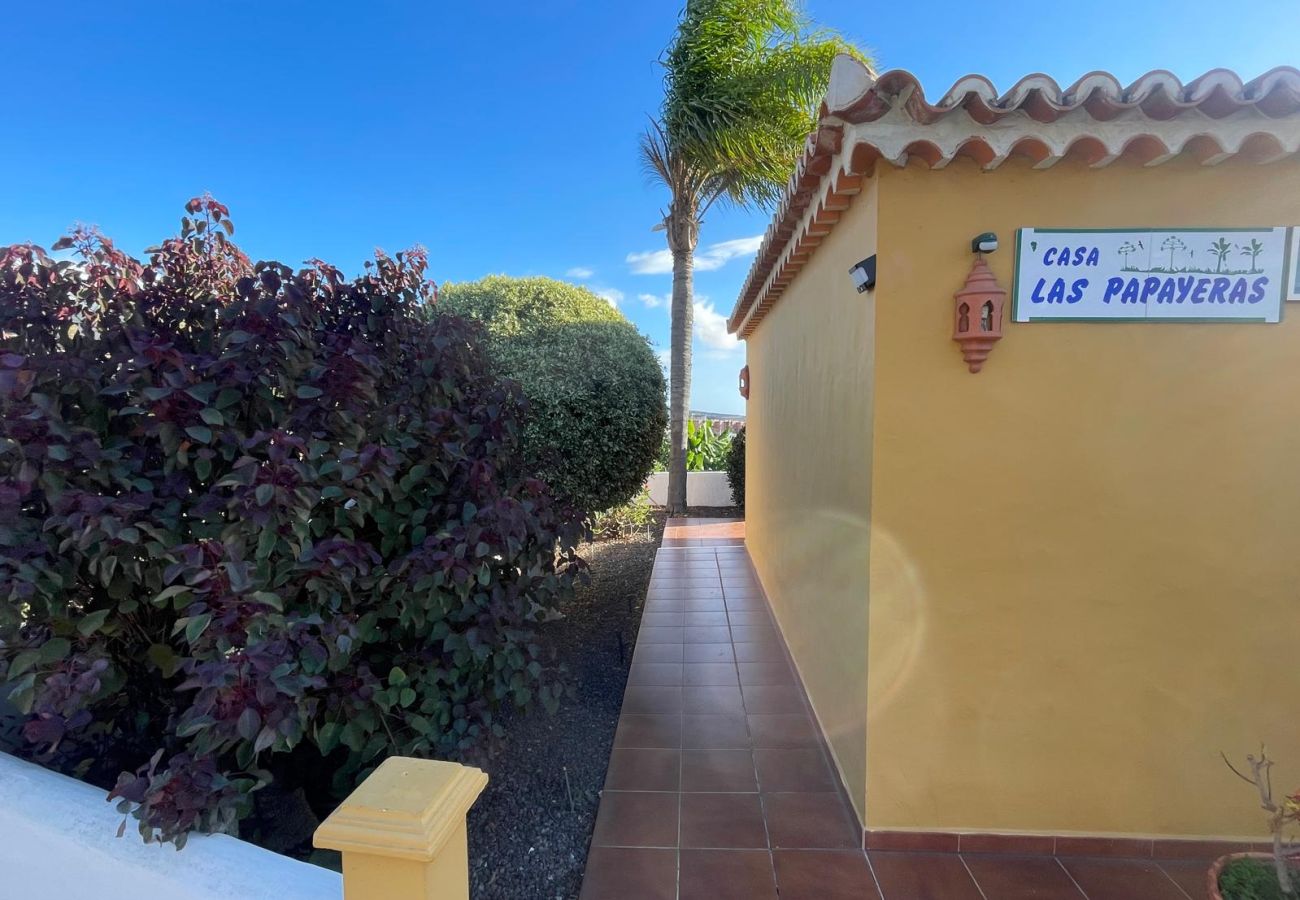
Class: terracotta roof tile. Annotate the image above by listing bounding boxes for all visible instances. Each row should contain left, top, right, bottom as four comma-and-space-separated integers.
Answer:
727, 58, 1300, 337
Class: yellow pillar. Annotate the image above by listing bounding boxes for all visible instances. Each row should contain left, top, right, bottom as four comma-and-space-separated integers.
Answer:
313, 756, 488, 900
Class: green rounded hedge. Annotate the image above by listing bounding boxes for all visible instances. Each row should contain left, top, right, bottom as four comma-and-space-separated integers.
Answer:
439, 276, 667, 514
725, 426, 745, 509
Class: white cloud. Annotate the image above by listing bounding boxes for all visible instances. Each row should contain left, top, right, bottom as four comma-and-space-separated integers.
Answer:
626, 234, 764, 275
638, 293, 667, 309
702, 235, 764, 265
594, 287, 623, 308
625, 249, 674, 275
566, 266, 594, 279
692, 300, 739, 352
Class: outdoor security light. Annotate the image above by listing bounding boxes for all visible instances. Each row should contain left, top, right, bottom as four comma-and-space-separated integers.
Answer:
849, 255, 876, 293
971, 232, 999, 254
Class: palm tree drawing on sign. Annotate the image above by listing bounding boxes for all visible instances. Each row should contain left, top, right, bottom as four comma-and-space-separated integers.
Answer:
1160, 235, 1187, 271
1208, 237, 1233, 273
1240, 238, 1265, 273
1118, 240, 1138, 270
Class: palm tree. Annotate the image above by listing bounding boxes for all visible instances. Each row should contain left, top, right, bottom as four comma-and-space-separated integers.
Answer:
642, 0, 865, 513
1240, 238, 1265, 273
1208, 237, 1233, 274
1117, 241, 1138, 270
1160, 235, 1187, 271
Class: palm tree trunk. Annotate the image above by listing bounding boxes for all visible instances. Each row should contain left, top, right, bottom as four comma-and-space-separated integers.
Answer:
666, 211, 696, 516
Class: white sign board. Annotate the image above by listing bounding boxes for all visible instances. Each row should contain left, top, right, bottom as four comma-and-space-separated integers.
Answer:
1289, 227, 1300, 302
1012, 227, 1289, 323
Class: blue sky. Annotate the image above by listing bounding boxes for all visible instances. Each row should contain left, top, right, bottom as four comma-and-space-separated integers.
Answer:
2, 0, 1294, 415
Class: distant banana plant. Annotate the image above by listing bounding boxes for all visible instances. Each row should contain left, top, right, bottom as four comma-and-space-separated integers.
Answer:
1240, 238, 1265, 273
1208, 237, 1234, 274
686, 418, 734, 471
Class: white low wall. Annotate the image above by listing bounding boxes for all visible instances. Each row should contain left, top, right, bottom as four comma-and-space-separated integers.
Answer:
0, 752, 340, 900
646, 470, 736, 507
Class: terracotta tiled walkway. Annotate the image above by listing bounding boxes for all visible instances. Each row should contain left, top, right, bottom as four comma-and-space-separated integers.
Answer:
580, 518, 1215, 900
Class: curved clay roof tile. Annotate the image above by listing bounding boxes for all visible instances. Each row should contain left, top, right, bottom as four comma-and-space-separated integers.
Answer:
728, 56, 1300, 336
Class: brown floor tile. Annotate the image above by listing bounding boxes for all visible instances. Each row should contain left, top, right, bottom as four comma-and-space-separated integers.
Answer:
684, 625, 733, 643
580, 847, 678, 900
592, 791, 679, 848
728, 610, 773, 626
605, 748, 681, 792
684, 610, 729, 626
682, 715, 751, 749
682, 596, 727, 609
1055, 836, 1153, 858
679, 849, 778, 900
737, 661, 794, 685
773, 850, 880, 900
637, 626, 685, 644
1158, 860, 1211, 900
628, 663, 684, 686
748, 714, 821, 749
684, 643, 735, 663
681, 749, 758, 792
622, 685, 683, 715
731, 624, 780, 643
1152, 839, 1248, 860
868, 851, 984, 900
640, 612, 686, 628
1060, 858, 1190, 900
735, 641, 786, 662
960, 833, 1055, 855
681, 792, 768, 848
723, 594, 767, 607
865, 831, 960, 852
754, 748, 836, 792
742, 683, 806, 714
649, 587, 725, 599
615, 715, 682, 749
763, 793, 859, 849
643, 598, 686, 613
683, 685, 746, 715
964, 855, 1086, 899
684, 663, 740, 686
634, 643, 684, 664
722, 586, 763, 599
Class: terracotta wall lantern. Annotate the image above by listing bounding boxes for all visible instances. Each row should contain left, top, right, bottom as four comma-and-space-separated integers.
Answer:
738, 364, 750, 399
953, 241, 1007, 373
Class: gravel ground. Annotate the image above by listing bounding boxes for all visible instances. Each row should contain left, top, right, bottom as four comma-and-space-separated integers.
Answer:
464, 513, 666, 900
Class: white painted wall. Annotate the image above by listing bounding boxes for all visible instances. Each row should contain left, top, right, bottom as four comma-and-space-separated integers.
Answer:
0, 752, 340, 900
646, 471, 736, 507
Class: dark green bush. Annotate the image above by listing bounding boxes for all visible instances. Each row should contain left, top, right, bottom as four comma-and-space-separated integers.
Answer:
439, 277, 667, 514
0, 200, 584, 847
1219, 857, 1291, 900
725, 426, 745, 508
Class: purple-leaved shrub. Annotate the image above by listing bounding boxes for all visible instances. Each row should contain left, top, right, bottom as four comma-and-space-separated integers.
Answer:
0, 198, 584, 847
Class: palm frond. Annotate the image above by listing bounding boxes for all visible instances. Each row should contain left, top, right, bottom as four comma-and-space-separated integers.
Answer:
649, 0, 872, 221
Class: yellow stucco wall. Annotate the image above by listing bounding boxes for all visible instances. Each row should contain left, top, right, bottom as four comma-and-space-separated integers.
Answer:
862, 156, 1300, 838
745, 175, 878, 823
